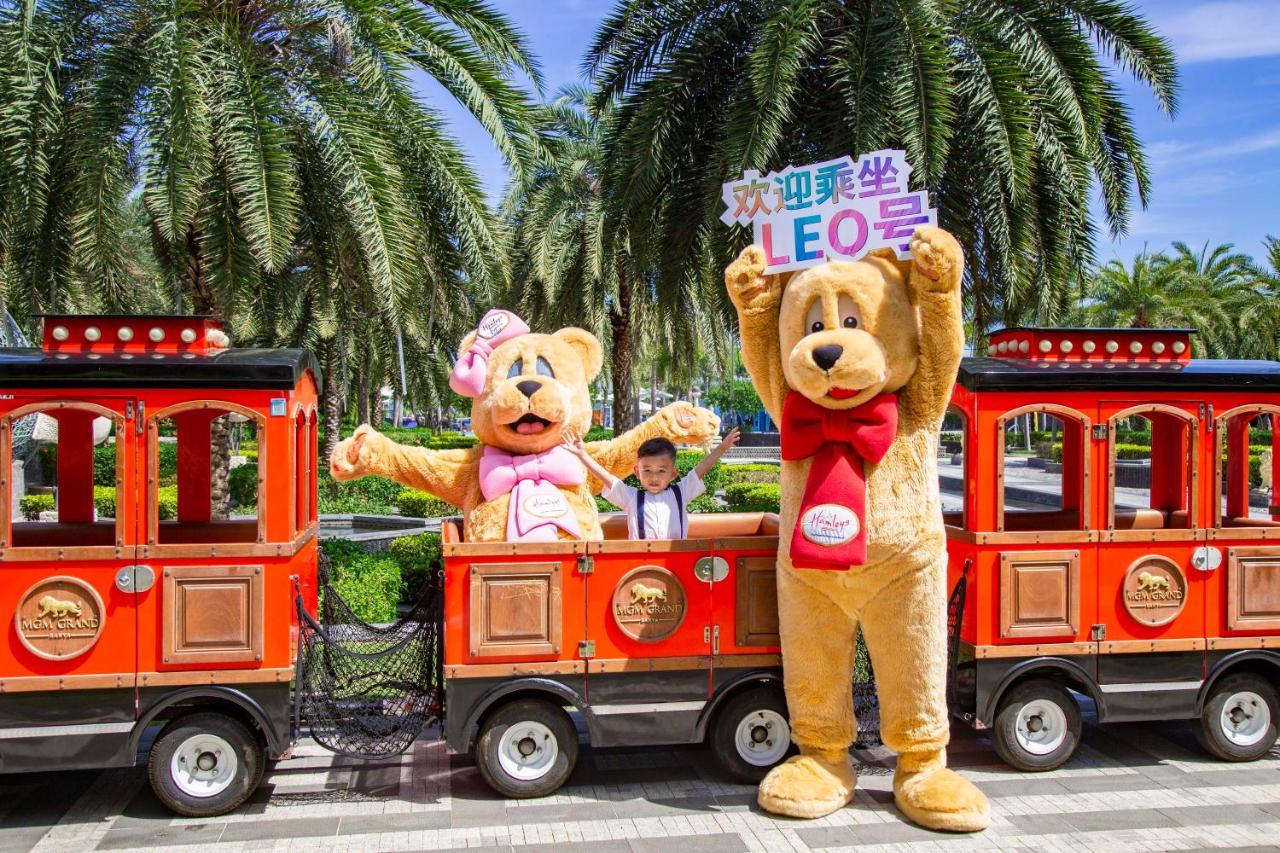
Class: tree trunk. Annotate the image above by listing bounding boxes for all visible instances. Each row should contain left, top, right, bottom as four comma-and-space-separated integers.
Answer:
355, 372, 370, 426
322, 339, 342, 462
185, 230, 232, 519
369, 388, 384, 429
609, 272, 637, 432
650, 362, 658, 420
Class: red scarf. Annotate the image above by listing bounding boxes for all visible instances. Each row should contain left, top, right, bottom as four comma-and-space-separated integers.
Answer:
780, 391, 898, 569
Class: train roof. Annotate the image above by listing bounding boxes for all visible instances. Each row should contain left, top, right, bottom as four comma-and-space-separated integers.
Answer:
0, 347, 319, 390
957, 356, 1280, 393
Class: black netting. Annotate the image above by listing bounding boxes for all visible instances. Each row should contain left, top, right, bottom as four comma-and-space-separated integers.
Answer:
853, 630, 881, 748
945, 563, 969, 710
293, 554, 443, 758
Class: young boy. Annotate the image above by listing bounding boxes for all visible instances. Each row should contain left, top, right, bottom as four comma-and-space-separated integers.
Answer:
564, 427, 741, 539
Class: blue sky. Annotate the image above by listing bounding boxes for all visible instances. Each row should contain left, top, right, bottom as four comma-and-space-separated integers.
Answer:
420, 0, 1280, 265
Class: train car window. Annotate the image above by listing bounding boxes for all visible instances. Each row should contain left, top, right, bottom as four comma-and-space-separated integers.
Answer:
8, 408, 120, 549
308, 411, 318, 525
1217, 408, 1279, 528
999, 408, 1087, 532
1110, 409, 1196, 531
940, 406, 969, 530
294, 410, 307, 533
153, 408, 262, 545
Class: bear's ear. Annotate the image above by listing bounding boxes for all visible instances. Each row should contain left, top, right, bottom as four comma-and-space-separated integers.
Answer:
864, 247, 916, 303
553, 327, 603, 380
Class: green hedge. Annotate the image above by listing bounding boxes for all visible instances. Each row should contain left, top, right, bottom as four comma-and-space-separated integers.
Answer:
320, 539, 402, 623
396, 489, 459, 518
387, 533, 442, 601
724, 482, 781, 512
317, 471, 404, 515
20, 485, 177, 521
585, 425, 614, 441
349, 427, 477, 450
719, 463, 780, 485
228, 464, 258, 506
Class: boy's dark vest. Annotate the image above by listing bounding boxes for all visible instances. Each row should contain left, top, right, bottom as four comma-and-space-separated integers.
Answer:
636, 484, 684, 539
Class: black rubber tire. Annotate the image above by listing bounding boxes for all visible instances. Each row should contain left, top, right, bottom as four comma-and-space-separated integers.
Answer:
710, 687, 794, 783
476, 699, 578, 798
147, 713, 265, 817
1196, 674, 1280, 762
993, 679, 1082, 772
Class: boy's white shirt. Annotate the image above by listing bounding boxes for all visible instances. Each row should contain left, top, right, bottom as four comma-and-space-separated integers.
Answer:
603, 470, 706, 539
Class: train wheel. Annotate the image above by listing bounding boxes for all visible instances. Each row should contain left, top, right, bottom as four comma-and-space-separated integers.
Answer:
711, 688, 794, 783
1196, 674, 1279, 762
148, 712, 265, 817
476, 699, 578, 798
993, 680, 1081, 771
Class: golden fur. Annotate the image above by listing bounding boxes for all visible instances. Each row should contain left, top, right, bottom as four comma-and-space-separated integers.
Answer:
330, 326, 719, 542
725, 227, 989, 832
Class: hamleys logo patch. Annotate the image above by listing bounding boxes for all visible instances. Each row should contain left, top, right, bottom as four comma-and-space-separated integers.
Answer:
801, 504, 860, 546
477, 312, 510, 340
524, 492, 568, 519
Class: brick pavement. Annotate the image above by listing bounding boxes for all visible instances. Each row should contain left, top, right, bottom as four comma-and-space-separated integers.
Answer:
2, 716, 1278, 852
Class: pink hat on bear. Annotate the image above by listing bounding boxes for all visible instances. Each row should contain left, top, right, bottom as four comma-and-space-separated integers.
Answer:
449, 309, 530, 398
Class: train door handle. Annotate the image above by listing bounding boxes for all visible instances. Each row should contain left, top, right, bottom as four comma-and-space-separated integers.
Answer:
694, 556, 729, 583
116, 564, 156, 594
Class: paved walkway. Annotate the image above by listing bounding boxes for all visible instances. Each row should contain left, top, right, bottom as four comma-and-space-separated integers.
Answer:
3, 715, 1278, 852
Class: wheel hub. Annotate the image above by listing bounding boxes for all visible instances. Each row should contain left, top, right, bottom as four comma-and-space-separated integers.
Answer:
1219, 690, 1271, 747
170, 733, 238, 799
1014, 699, 1068, 756
734, 710, 789, 767
497, 722, 558, 781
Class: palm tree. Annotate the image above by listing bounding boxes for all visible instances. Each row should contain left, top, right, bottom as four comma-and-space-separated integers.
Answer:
0, 0, 545, 452
1240, 236, 1280, 361
585, 1, 1178, 347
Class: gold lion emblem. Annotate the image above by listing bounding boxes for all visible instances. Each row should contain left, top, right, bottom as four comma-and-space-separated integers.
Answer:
1137, 571, 1170, 593
36, 595, 83, 619
630, 583, 667, 604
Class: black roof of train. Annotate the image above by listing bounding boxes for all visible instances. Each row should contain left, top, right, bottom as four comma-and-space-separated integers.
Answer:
0, 347, 319, 390
957, 356, 1280, 392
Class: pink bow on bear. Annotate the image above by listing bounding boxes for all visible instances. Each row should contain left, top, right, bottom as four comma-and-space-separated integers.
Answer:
480, 446, 584, 541
449, 309, 530, 398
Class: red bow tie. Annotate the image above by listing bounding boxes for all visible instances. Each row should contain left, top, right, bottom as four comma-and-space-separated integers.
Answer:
780, 391, 898, 569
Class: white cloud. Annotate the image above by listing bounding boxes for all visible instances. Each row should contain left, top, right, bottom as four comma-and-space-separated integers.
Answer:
1162, 2, 1280, 62
1177, 126, 1280, 160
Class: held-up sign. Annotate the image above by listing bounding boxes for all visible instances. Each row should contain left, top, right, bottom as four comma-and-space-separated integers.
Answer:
720, 149, 937, 275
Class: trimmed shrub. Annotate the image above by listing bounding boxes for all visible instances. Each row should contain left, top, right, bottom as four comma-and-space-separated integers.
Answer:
94, 445, 116, 486
687, 493, 721, 513
157, 442, 178, 486
595, 495, 621, 513
1114, 443, 1152, 461
388, 532, 442, 601
719, 463, 780, 485
396, 489, 459, 518
724, 482, 781, 512
585, 425, 614, 441
320, 540, 402, 624
19, 493, 53, 520
317, 471, 404, 515
228, 464, 258, 506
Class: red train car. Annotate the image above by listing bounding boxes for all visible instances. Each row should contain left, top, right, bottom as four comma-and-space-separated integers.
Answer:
0, 315, 320, 816
946, 327, 1280, 770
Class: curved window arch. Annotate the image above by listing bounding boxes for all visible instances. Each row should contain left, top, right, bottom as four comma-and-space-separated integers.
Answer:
941, 404, 970, 531
1, 402, 125, 552
996, 404, 1091, 533
1107, 404, 1199, 533
1215, 404, 1280, 529
146, 401, 266, 547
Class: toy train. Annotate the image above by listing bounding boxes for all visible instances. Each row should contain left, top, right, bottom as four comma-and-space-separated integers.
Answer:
1, 316, 1277, 815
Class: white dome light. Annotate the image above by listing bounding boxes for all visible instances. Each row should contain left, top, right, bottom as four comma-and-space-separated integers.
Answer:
1172, 341, 1186, 354
1060, 340, 1073, 353
1082, 340, 1096, 353
149, 327, 165, 342
1151, 341, 1165, 354
1019, 340, 1030, 354
1038, 340, 1052, 353
1105, 340, 1119, 354
180, 328, 197, 344
1129, 340, 1142, 354
117, 326, 133, 342
84, 326, 101, 342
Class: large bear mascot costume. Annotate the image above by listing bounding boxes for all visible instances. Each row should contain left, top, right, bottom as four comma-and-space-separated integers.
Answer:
331, 310, 719, 542
725, 227, 989, 831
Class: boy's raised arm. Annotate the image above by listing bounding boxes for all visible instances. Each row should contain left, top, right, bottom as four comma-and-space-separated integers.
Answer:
563, 430, 619, 491
694, 427, 740, 479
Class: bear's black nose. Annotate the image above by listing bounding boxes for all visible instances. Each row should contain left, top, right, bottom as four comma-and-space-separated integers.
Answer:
516, 379, 542, 398
812, 344, 843, 371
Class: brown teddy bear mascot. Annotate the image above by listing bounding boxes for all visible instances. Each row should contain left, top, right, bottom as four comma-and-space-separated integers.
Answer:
724, 227, 988, 831
330, 310, 719, 542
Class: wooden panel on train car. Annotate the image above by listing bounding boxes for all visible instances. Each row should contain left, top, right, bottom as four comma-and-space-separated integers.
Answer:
708, 512, 781, 658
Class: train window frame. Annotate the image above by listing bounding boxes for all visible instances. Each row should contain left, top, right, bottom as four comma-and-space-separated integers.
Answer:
995, 403, 1091, 536
1106, 404, 1199, 539
0, 402, 127, 560
1214, 404, 1280, 533
941, 404, 970, 532
143, 401, 268, 555
294, 406, 307, 535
